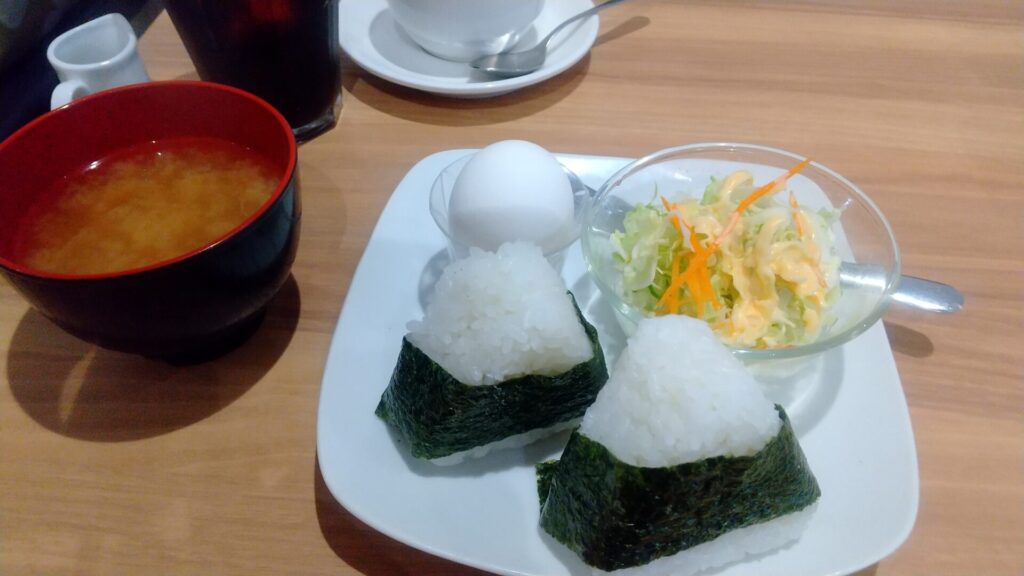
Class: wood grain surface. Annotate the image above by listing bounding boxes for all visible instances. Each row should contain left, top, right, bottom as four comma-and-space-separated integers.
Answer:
2, 1, 1021, 575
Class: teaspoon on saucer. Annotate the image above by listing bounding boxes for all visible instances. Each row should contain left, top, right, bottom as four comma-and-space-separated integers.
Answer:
470, 0, 633, 78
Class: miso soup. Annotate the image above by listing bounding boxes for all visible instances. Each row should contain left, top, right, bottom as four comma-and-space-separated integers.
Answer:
16, 137, 279, 275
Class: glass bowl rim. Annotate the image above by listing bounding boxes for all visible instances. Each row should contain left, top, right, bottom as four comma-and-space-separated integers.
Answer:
582, 141, 902, 360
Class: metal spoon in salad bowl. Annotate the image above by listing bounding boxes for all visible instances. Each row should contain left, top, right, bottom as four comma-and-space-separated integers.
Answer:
470, 0, 634, 78
838, 262, 962, 313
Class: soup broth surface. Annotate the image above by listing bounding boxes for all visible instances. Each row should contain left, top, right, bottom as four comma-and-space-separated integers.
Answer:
17, 137, 279, 275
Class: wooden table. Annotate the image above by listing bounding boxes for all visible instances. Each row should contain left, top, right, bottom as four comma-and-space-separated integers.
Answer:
2, 1, 1021, 574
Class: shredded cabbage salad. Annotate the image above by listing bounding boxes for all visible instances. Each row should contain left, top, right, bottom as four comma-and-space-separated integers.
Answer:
610, 165, 840, 349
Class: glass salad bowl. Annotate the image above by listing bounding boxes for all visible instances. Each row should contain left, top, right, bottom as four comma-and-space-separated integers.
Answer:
582, 143, 901, 361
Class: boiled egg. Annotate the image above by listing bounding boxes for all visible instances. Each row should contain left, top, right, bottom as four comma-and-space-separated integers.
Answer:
448, 140, 574, 253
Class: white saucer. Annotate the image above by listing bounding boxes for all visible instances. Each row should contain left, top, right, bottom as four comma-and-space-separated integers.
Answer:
338, 0, 600, 98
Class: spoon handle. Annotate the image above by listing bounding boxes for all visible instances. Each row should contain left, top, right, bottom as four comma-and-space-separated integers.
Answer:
838, 262, 964, 313
891, 274, 964, 313
541, 0, 634, 47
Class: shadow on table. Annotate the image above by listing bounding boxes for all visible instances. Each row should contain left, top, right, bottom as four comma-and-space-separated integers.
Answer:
883, 320, 934, 358
6, 275, 301, 442
593, 16, 650, 49
314, 459, 491, 576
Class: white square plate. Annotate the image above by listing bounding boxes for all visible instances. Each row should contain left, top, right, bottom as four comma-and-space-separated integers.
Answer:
316, 150, 919, 576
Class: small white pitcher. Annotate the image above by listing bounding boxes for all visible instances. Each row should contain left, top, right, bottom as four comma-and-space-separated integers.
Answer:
46, 13, 150, 110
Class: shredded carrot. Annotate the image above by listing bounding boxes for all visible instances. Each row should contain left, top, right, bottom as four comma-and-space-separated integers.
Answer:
656, 209, 687, 314
717, 158, 812, 245
693, 225, 720, 306
657, 159, 811, 318
666, 250, 682, 313
659, 268, 688, 312
670, 213, 682, 235
661, 196, 684, 236
788, 190, 805, 239
656, 210, 709, 316
715, 212, 742, 251
735, 158, 811, 214
685, 222, 701, 253
684, 222, 720, 313
703, 260, 722, 310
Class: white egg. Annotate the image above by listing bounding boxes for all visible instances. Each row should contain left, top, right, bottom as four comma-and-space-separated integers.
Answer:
448, 140, 574, 253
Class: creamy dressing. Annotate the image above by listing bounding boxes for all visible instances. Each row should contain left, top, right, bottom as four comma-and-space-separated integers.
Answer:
611, 170, 840, 348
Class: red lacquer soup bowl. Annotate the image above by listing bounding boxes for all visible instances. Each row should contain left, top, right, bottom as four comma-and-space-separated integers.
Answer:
0, 81, 300, 360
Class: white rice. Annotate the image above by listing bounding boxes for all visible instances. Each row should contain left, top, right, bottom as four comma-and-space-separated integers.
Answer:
580, 315, 780, 467
408, 242, 592, 386
599, 503, 818, 576
579, 315, 815, 575
429, 419, 579, 466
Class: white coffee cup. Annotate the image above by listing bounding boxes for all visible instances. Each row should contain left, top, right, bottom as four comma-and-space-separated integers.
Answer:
46, 13, 150, 110
385, 0, 543, 62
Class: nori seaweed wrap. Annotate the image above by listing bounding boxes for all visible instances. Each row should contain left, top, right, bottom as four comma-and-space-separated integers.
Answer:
538, 407, 820, 571
376, 244, 609, 463
538, 315, 821, 574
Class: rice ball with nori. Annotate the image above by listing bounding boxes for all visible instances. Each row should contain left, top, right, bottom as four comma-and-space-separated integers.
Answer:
537, 315, 820, 575
376, 242, 608, 465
